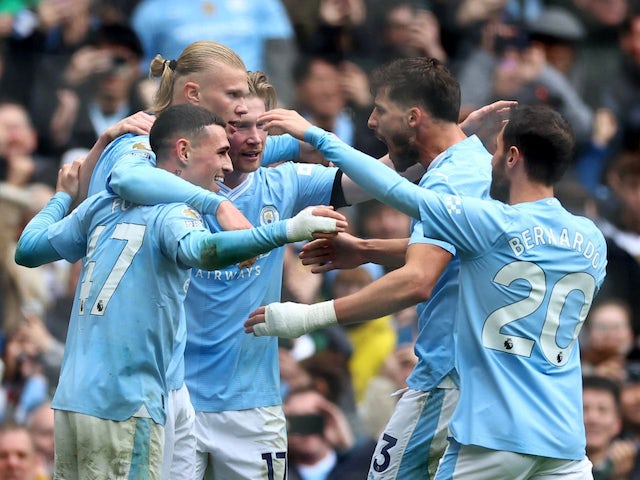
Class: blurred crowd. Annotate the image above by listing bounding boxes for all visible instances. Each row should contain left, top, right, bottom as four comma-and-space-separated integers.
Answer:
1, 0, 640, 478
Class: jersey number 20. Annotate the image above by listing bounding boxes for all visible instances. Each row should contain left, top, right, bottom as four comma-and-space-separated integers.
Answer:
482, 261, 596, 366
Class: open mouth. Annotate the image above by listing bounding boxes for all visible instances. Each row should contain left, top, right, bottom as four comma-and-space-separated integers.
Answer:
214, 174, 225, 182
242, 150, 262, 161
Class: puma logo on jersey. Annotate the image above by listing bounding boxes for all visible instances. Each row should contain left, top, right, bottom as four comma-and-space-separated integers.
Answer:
445, 195, 462, 215
132, 142, 151, 151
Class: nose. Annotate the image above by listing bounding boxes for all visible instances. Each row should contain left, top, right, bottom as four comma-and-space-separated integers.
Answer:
222, 153, 233, 173
367, 111, 377, 130
246, 125, 262, 145
235, 97, 248, 116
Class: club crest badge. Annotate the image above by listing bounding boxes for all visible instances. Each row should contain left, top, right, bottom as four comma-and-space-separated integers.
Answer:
260, 205, 279, 225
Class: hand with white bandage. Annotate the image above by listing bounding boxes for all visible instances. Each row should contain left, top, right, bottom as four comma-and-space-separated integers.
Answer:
285, 206, 347, 242
244, 300, 338, 338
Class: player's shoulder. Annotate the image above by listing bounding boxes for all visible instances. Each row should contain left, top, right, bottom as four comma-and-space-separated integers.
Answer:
107, 133, 151, 154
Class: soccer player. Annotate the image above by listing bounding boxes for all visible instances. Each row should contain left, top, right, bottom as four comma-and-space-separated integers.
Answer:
189, 64, 514, 479
14, 104, 346, 479
183, 70, 381, 479
234, 57, 495, 480
76, 41, 306, 480
247, 104, 607, 479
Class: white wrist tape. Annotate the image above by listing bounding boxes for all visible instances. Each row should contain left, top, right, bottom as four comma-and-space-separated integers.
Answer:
286, 208, 337, 242
253, 300, 338, 338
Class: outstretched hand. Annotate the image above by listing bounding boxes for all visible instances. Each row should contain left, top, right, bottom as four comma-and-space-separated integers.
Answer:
259, 109, 313, 140
460, 100, 517, 152
299, 232, 365, 273
287, 206, 348, 242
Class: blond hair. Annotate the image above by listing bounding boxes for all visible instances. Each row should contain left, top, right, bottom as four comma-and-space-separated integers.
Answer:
149, 41, 246, 115
247, 71, 278, 111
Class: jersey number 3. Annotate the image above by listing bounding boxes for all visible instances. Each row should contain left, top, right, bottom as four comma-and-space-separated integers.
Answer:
482, 261, 596, 366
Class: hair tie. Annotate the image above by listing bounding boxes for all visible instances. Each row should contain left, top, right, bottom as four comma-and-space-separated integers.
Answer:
167, 59, 177, 71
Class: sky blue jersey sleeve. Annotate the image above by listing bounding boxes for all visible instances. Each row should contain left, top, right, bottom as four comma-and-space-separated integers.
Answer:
15, 192, 73, 267
304, 126, 422, 219
177, 219, 289, 270
262, 134, 300, 166
106, 139, 226, 216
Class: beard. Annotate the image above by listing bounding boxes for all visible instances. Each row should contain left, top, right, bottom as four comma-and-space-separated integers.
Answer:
388, 131, 420, 172
490, 153, 510, 203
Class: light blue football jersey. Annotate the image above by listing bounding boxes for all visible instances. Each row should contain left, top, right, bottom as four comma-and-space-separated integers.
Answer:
47, 192, 211, 425
417, 194, 606, 460
406, 136, 491, 391
302, 126, 607, 460
87, 132, 300, 390
184, 162, 337, 412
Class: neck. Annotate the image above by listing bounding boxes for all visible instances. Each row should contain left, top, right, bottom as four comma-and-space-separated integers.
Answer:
417, 123, 468, 169
223, 170, 249, 189
508, 180, 554, 205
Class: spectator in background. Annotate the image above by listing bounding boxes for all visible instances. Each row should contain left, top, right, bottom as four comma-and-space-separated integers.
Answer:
367, 0, 448, 67
0, 102, 52, 187
292, 54, 357, 146
581, 298, 636, 383
600, 9, 640, 154
47, 23, 151, 157
589, 151, 640, 333
328, 265, 397, 405
0, 421, 44, 480
285, 387, 375, 480
26, 401, 54, 479
358, 343, 418, 440
0, 326, 49, 425
617, 368, 640, 479
525, 6, 587, 97
571, 0, 629, 111
354, 199, 412, 246
456, 7, 594, 145
583, 375, 626, 480
131, 0, 297, 106
0, 0, 102, 157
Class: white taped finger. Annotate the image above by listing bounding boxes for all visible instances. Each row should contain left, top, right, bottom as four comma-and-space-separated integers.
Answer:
286, 208, 337, 242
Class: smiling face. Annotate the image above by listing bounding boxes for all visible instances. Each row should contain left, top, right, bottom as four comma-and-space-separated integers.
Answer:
182, 124, 232, 192
583, 388, 622, 455
367, 89, 420, 172
228, 96, 268, 175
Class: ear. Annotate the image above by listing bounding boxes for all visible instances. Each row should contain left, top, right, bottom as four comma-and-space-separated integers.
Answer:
407, 107, 422, 127
176, 138, 190, 166
184, 81, 200, 105
507, 145, 521, 167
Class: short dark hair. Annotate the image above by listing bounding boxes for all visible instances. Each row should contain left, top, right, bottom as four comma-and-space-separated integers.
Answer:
502, 105, 575, 185
582, 375, 621, 412
150, 104, 225, 163
89, 23, 144, 58
370, 57, 460, 123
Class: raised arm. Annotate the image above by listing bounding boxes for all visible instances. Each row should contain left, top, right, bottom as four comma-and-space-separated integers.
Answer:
78, 111, 155, 201
107, 147, 254, 232
260, 109, 423, 219
15, 159, 83, 267
178, 206, 347, 270
245, 242, 451, 337
299, 233, 409, 273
